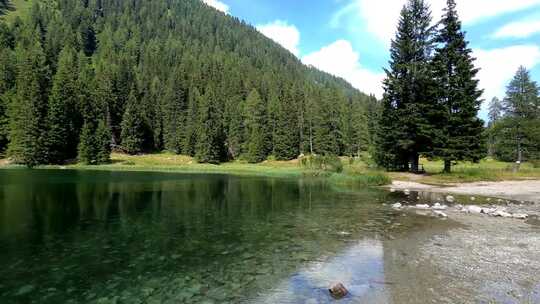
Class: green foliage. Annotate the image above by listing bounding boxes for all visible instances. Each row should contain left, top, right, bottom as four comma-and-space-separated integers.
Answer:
78, 120, 111, 165
46, 45, 81, 164
375, 0, 435, 171
301, 155, 344, 173
430, 0, 485, 172
2, 0, 374, 165
7, 28, 49, 167
195, 87, 223, 164
120, 89, 150, 155
244, 89, 267, 163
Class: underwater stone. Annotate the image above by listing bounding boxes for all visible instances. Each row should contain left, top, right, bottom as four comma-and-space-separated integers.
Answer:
329, 283, 348, 299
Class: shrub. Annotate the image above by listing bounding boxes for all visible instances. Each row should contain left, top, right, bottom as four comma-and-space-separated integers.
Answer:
300, 154, 343, 173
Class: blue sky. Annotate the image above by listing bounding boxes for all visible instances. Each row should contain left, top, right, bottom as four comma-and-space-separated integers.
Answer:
202, 0, 540, 119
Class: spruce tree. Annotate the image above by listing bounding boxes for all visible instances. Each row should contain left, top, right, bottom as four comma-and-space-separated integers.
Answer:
0, 47, 15, 154
7, 32, 49, 167
196, 86, 223, 164
95, 119, 112, 164
162, 70, 186, 154
183, 87, 201, 156
46, 45, 80, 163
244, 89, 267, 163
431, 0, 485, 173
78, 122, 97, 164
375, 0, 435, 171
313, 87, 341, 155
495, 67, 540, 166
120, 88, 148, 155
273, 85, 299, 160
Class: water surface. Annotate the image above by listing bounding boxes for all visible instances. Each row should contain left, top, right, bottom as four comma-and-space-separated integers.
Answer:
0, 169, 448, 303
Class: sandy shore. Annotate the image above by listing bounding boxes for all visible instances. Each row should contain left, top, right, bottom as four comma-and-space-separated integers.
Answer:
391, 180, 540, 203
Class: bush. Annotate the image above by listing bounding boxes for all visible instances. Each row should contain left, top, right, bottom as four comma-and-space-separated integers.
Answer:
300, 154, 343, 173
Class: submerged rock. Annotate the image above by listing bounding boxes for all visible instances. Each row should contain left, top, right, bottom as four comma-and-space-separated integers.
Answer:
432, 203, 448, 210
512, 213, 528, 219
433, 211, 448, 218
329, 283, 348, 299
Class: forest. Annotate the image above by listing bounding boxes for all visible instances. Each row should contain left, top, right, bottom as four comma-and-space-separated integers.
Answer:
0, 0, 378, 167
375, 0, 540, 173
0, 0, 538, 172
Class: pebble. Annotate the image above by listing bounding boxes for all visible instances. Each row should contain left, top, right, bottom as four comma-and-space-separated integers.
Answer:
446, 195, 455, 203
433, 211, 448, 218
404, 189, 410, 195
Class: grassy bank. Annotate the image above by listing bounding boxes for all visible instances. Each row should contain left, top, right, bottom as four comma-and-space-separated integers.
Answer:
0, 153, 391, 187
390, 158, 540, 185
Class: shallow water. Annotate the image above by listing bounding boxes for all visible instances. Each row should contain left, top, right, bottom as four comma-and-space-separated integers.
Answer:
0, 169, 450, 304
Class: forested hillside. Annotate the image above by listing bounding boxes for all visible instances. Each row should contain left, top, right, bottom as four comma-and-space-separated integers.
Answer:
0, 0, 378, 166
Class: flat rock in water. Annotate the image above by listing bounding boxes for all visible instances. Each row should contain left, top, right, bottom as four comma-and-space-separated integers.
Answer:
415, 204, 430, 209
467, 206, 483, 214
512, 213, 528, 219
433, 211, 448, 218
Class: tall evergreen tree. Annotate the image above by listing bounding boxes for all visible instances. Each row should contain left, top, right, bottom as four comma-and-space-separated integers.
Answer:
46, 45, 81, 163
196, 86, 223, 164
494, 67, 540, 166
273, 85, 300, 160
431, 0, 485, 173
488, 97, 503, 126
313, 87, 342, 155
120, 88, 149, 155
244, 89, 267, 163
375, 0, 435, 171
162, 70, 186, 154
7, 31, 50, 167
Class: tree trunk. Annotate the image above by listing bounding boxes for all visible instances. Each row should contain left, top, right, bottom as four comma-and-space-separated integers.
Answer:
514, 135, 522, 173
410, 152, 419, 173
443, 159, 451, 173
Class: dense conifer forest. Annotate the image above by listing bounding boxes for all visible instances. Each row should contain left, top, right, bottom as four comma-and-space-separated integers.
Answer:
0, 0, 378, 166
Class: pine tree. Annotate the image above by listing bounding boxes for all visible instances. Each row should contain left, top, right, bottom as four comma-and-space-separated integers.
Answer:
162, 70, 186, 154
496, 67, 540, 167
244, 89, 267, 163
46, 45, 80, 164
273, 85, 299, 160
431, 0, 485, 173
95, 119, 112, 164
488, 97, 503, 126
196, 86, 223, 164
313, 87, 341, 156
78, 122, 97, 164
120, 88, 148, 155
375, 0, 435, 171
0, 47, 15, 154
7, 32, 50, 167
183, 87, 201, 156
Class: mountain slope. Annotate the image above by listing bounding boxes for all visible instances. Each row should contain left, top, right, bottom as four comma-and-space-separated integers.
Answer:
0, 0, 378, 164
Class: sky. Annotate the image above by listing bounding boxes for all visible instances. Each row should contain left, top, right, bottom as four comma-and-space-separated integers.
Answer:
202, 0, 540, 119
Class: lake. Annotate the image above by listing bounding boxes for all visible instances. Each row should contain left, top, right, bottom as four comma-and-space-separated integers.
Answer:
0, 169, 452, 304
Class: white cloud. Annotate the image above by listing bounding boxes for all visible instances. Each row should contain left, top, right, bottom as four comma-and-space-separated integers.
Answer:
201, 0, 229, 13
336, 0, 540, 44
302, 40, 385, 98
257, 20, 301, 56
473, 45, 540, 116
493, 20, 540, 39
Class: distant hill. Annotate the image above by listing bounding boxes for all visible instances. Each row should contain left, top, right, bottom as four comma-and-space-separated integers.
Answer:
0, 0, 379, 165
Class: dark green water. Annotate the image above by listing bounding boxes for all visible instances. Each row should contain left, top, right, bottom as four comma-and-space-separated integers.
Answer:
0, 169, 438, 304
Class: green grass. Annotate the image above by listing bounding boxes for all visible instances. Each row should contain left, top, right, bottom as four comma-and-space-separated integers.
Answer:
2, 153, 390, 187
390, 158, 540, 184
0, 0, 33, 23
